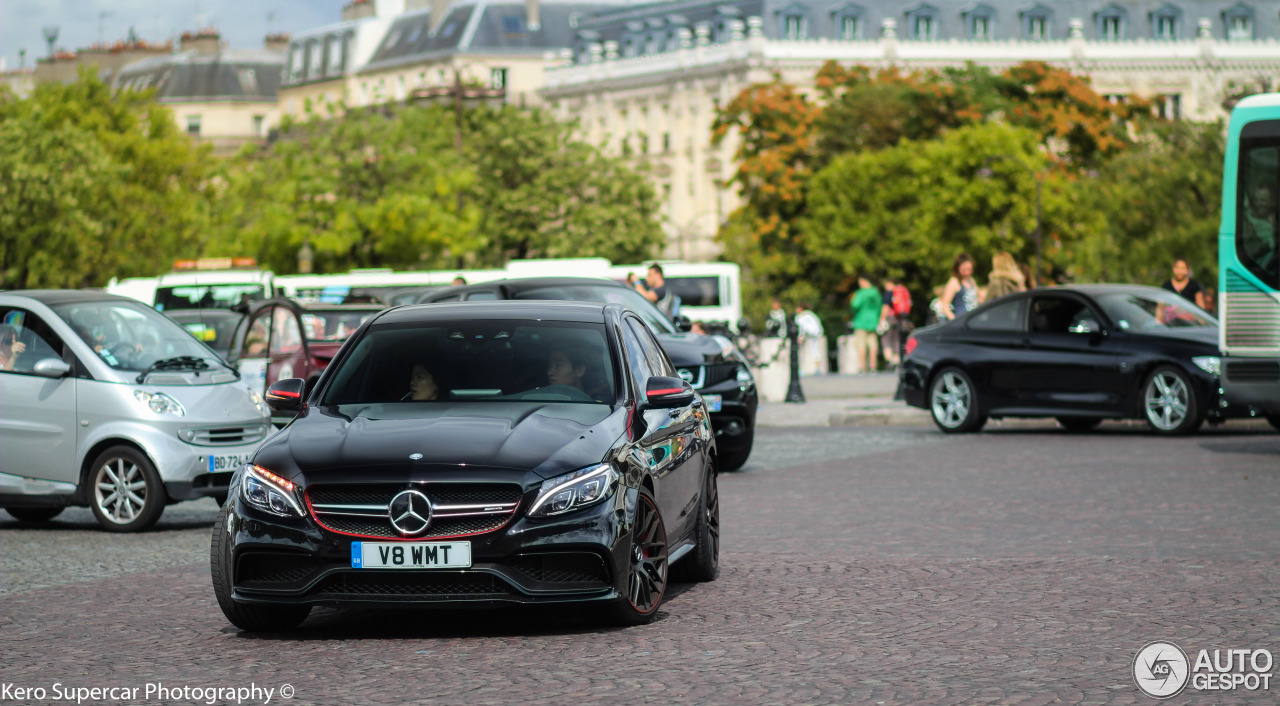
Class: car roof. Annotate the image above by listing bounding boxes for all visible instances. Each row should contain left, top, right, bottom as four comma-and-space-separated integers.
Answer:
1047, 284, 1172, 296
381, 299, 612, 325
4, 289, 142, 306
442, 277, 625, 293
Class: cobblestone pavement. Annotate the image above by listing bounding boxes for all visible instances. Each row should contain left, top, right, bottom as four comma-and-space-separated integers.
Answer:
2, 424, 1279, 705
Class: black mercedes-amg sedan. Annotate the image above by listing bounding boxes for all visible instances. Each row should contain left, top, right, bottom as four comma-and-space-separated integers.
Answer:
900, 284, 1266, 435
211, 301, 719, 631
418, 278, 758, 471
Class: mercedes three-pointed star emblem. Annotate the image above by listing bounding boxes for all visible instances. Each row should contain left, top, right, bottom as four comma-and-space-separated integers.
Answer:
388, 490, 432, 536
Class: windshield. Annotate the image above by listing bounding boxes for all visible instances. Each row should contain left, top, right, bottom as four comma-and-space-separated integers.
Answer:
512, 285, 677, 334
301, 309, 380, 342
54, 300, 220, 371
321, 320, 617, 407
1096, 291, 1218, 330
155, 284, 266, 311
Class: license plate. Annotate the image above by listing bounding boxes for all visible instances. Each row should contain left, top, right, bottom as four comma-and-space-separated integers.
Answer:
703, 394, 723, 412
351, 541, 472, 569
208, 453, 251, 473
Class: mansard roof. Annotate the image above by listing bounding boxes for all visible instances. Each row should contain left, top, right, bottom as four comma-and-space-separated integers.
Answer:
114, 49, 284, 103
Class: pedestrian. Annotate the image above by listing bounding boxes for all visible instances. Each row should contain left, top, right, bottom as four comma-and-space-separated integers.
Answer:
939, 253, 980, 320
849, 275, 881, 374
1161, 257, 1207, 310
986, 251, 1026, 301
452, 276, 467, 286
794, 303, 825, 376
765, 298, 788, 338
634, 263, 679, 318
879, 276, 912, 368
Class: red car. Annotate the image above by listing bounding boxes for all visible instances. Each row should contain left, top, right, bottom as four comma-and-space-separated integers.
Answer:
228, 298, 383, 398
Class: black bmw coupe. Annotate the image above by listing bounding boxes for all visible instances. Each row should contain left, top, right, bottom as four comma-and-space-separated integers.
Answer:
901, 284, 1264, 435
211, 301, 719, 631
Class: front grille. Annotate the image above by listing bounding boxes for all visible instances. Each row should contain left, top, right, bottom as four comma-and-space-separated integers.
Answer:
236, 553, 322, 588
1225, 361, 1280, 383
509, 553, 610, 587
309, 572, 513, 599
181, 424, 270, 446
307, 482, 523, 540
677, 363, 741, 390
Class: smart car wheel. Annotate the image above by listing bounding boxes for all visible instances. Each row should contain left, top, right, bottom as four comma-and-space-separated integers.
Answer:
1057, 417, 1103, 432
671, 463, 719, 583
1142, 366, 1202, 435
4, 507, 64, 522
87, 445, 166, 532
603, 489, 668, 626
210, 505, 311, 632
929, 367, 986, 433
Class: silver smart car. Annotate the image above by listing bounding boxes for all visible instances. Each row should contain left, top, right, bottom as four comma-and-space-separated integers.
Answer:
0, 291, 271, 531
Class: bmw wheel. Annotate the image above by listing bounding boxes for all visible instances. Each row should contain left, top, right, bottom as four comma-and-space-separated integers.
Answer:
671, 462, 719, 583
929, 367, 986, 433
87, 445, 166, 532
603, 489, 668, 626
210, 505, 311, 632
1142, 366, 1202, 435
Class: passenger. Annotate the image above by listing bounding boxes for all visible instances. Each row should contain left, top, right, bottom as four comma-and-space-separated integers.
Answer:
0, 325, 26, 371
404, 364, 439, 401
546, 347, 610, 400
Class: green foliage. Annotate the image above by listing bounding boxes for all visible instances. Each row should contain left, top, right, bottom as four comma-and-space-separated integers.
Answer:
0, 68, 210, 289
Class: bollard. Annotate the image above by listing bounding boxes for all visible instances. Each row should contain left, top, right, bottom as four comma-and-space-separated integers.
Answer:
785, 316, 806, 403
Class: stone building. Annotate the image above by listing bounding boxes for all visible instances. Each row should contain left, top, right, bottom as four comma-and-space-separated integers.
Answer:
541, 0, 1280, 260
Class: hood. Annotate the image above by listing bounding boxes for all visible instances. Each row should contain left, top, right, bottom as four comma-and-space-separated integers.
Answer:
254, 401, 627, 482
654, 332, 736, 366
166, 378, 268, 423
1125, 326, 1219, 349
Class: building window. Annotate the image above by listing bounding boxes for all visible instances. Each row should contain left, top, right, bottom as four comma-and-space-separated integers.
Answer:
1157, 94, 1182, 120
490, 68, 507, 90
964, 4, 996, 40
502, 16, 525, 35
238, 69, 258, 93
905, 3, 939, 40
308, 40, 323, 79
1021, 4, 1052, 40
840, 16, 860, 39
1096, 5, 1126, 41
1028, 17, 1048, 39
777, 3, 810, 40
645, 34, 658, 54
1223, 4, 1255, 41
186, 115, 202, 137
1103, 94, 1127, 105
253, 114, 265, 137
832, 4, 864, 40
784, 15, 805, 39
289, 47, 303, 82
1151, 4, 1181, 40
623, 37, 636, 57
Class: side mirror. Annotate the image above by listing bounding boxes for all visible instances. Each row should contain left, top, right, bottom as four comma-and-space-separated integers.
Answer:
642, 376, 695, 409
32, 358, 71, 379
673, 315, 693, 333
265, 378, 306, 412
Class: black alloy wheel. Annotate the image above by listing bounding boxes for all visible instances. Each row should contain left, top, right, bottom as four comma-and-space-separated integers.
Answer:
671, 463, 719, 583
1057, 417, 1104, 432
929, 367, 987, 433
4, 507, 64, 522
717, 429, 754, 472
604, 489, 668, 626
1142, 365, 1202, 435
210, 505, 312, 632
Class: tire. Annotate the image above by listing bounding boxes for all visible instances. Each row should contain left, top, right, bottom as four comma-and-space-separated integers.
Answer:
87, 445, 166, 532
1057, 417, 1103, 432
670, 464, 719, 583
929, 367, 987, 433
4, 507, 64, 522
212, 493, 229, 508
210, 504, 311, 631
716, 428, 754, 472
1142, 365, 1203, 435
601, 489, 668, 626
1267, 415, 1280, 432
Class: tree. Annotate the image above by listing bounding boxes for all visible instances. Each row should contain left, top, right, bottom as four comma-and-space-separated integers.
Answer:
464, 107, 664, 264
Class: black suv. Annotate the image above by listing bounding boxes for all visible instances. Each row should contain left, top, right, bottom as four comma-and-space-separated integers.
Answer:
418, 278, 758, 471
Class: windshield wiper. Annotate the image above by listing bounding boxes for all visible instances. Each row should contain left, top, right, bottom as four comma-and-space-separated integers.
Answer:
135, 356, 211, 384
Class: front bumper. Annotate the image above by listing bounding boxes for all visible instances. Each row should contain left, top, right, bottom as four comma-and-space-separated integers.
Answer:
701, 378, 758, 442
223, 482, 636, 609
1221, 357, 1280, 417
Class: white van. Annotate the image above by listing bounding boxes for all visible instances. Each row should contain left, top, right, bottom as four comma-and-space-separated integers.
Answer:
610, 262, 743, 331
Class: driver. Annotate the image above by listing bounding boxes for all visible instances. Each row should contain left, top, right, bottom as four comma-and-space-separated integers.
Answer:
403, 364, 440, 401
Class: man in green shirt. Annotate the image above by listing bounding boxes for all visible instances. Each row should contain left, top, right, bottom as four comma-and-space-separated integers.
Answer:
850, 275, 882, 373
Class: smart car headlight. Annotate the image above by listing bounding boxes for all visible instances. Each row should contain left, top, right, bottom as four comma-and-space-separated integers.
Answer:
241, 464, 304, 517
528, 464, 619, 518
247, 387, 266, 415
1192, 356, 1221, 376
133, 390, 186, 416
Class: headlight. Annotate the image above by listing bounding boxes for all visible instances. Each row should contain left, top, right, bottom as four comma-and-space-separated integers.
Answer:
736, 365, 753, 383
247, 387, 266, 415
241, 464, 304, 517
528, 464, 619, 518
133, 390, 186, 416
1192, 356, 1221, 376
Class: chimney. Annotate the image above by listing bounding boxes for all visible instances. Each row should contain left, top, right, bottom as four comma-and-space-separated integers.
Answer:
264, 32, 291, 52
430, 0, 452, 31
180, 28, 221, 55
342, 0, 376, 22
527, 0, 541, 32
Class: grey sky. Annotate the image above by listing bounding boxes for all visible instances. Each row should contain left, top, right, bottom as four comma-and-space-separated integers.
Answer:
1, 1, 344, 71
